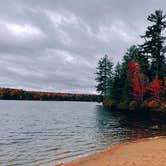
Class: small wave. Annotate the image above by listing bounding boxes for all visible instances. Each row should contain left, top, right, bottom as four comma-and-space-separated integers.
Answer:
44, 147, 60, 152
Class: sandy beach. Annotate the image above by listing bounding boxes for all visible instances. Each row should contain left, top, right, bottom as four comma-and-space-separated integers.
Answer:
56, 137, 166, 166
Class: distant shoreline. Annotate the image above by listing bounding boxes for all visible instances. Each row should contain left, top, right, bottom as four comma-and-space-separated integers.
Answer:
57, 136, 166, 166
0, 87, 102, 102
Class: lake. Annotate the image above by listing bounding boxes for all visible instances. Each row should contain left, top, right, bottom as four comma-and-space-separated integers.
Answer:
0, 101, 166, 166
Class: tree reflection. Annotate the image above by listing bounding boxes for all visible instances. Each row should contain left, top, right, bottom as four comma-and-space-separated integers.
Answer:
94, 105, 166, 147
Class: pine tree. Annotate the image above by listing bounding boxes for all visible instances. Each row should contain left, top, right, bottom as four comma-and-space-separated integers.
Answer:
111, 62, 123, 104
95, 55, 113, 96
119, 49, 135, 103
141, 10, 166, 80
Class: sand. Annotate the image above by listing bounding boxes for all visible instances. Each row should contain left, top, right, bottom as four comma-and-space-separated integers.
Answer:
56, 137, 166, 166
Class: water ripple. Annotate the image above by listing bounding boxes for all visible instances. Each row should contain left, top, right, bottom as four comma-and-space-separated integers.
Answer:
0, 101, 165, 166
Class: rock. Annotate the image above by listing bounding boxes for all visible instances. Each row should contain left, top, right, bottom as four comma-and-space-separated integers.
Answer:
150, 125, 159, 130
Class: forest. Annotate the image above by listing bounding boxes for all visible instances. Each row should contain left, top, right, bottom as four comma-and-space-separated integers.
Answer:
95, 10, 166, 112
0, 88, 102, 102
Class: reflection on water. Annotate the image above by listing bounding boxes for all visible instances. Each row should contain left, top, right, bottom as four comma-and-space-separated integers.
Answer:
0, 101, 165, 166
96, 105, 166, 142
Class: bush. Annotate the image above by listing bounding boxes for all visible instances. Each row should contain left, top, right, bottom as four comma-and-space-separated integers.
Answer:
103, 97, 112, 107
117, 101, 128, 110
159, 102, 166, 112
129, 100, 138, 110
147, 100, 160, 108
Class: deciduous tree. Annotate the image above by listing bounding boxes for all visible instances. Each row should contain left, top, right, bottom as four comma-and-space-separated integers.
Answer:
128, 60, 146, 102
149, 75, 162, 100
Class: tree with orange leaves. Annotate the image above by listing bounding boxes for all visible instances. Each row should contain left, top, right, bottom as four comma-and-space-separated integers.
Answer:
131, 73, 146, 101
149, 75, 162, 100
128, 59, 140, 78
128, 60, 146, 102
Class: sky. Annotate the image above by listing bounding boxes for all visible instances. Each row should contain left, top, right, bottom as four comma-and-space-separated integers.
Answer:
0, 0, 166, 93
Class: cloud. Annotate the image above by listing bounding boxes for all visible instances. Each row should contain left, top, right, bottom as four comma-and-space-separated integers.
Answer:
0, 0, 165, 93
6, 23, 44, 39
96, 20, 136, 43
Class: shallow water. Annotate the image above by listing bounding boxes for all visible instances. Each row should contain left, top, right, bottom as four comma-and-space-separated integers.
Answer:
0, 101, 165, 166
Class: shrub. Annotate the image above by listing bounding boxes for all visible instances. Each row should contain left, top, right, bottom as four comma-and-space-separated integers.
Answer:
159, 102, 166, 112
117, 101, 128, 110
129, 100, 138, 110
147, 100, 160, 108
103, 97, 112, 107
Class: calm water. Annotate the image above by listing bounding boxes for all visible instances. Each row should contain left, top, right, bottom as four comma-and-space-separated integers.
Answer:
0, 101, 166, 166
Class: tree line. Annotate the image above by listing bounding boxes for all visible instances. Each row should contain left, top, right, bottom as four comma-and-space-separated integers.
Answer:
95, 10, 166, 112
0, 88, 102, 102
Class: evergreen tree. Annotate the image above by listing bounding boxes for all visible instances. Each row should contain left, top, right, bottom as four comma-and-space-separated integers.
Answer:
140, 10, 166, 80
95, 55, 113, 96
111, 62, 123, 104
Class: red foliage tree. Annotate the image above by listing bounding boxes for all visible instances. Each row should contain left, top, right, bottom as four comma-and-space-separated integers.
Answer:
128, 60, 146, 101
131, 73, 146, 101
128, 60, 140, 78
149, 75, 162, 100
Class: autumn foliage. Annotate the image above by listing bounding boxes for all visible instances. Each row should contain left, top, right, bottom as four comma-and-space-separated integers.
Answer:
128, 60, 140, 77
98, 10, 166, 111
131, 73, 146, 101
128, 60, 146, 102
0, 88, 102, 102
149, 75, 162, 100
127, 59, 165, 111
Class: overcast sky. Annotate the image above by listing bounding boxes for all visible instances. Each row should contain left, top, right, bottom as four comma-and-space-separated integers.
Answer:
0, 0, 166, 93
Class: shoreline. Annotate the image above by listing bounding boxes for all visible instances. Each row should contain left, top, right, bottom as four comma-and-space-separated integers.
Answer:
56, 136, 166, 166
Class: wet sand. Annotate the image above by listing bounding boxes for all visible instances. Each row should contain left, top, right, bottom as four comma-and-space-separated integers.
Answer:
56, 137, 166, 166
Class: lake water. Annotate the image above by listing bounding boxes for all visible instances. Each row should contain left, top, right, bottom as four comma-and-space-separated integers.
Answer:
0, 101, 166, 166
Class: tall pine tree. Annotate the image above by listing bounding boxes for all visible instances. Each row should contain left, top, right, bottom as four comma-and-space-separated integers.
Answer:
141, 9, 166, 80
111, 62, 123, 104
95, 55, 113, 96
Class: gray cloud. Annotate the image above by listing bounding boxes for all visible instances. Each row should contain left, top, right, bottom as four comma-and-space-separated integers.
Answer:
0, 0, 165, 93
